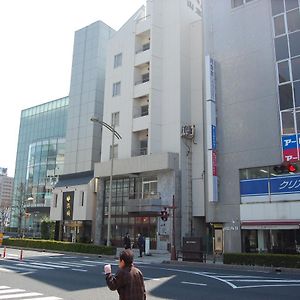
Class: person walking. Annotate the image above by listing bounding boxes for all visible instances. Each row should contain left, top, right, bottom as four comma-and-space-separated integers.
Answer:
123, 232, 131, 249
137, 233, 145, 257
104, 249, 146, 300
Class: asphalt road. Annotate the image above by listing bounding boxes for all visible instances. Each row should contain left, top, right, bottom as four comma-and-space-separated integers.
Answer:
1, 248, 300, 299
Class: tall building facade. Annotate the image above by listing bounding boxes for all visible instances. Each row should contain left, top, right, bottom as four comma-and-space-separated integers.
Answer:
50, 21, 114, 242
94, 0, 204, 250
12, 97, 69, 235
0, 169, 13, 229
203, 0, 300, 253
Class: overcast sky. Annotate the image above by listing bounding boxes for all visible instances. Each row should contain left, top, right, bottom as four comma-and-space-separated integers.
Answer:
0, 0, 144, 177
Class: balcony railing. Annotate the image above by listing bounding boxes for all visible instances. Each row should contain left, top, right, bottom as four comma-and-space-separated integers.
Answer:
136, 43, 150, 54
129, 191, 160, 200
135, 77, 150, 86
132, 147, 148, 157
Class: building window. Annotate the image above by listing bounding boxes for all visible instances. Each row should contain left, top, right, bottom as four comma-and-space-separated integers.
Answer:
231, 0, 243, 8
281, 110, 295, 134
110, 144, 118, 159
275, 35, 289, 61
142, 73, 150, 83
142, 176, 158, 199
278, 60, 290, 83
292, 57, 300, 80
112, 82, 121, 97
80, 191, 84, 206
231, 0, 253, 8
279, 83, 293, 110
285, 0, 299, 12
271, 0, 284, 16
114, 53, 122, 68
287, 9, 300, 33
274, 14, 286, 36
289, 31, 300, 57
140, 140, 148, 155
54, 194, 58, 208
141, 105, 149, 116
294, 81, 300, 107
111, 112, 120, 127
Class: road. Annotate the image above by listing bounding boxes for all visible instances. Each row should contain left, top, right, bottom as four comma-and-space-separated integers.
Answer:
1, 248, 300, 299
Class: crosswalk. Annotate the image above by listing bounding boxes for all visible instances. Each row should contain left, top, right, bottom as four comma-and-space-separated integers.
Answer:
0, 257, 108, 275
0, 286, 62, 300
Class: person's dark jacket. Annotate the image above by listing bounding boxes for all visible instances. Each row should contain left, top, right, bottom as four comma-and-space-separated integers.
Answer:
123, 236, 131, 249
137, 235, 145, 250
106, 265, 146, 300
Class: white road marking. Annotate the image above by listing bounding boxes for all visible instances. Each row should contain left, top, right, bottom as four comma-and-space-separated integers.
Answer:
0, 287, 10, 290
0, 268, 13, 273
181, 281, 207, 286
0, 292, 43, 299
71, 269, 87, 272
0, 289, 25, 294
59, 261, 94, 267
144, 277, 161, 281
235, 284, 300, 289
0, 265, 36, 272
30, 262, 69, 269
230, 279, 300, 283
16, 263, 54, 270
82, 260, 105, 265
25, 297, 62, 300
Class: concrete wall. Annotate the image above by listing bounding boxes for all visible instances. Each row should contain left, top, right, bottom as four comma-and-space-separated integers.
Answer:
203, 0, 281, 252
64, 21, 114, 174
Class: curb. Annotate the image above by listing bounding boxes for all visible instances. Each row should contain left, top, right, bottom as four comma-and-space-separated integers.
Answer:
161, 260, 300, 274
0, 246, 116, 260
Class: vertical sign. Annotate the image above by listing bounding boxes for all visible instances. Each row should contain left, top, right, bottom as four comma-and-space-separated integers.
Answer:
282, 134, 298, 162
63, 191, 74, 220
205, 55, 218, 202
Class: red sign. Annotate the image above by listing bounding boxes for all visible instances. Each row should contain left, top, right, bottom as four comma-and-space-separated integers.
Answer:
283, 148, 298, 162
212, 150, 217, 176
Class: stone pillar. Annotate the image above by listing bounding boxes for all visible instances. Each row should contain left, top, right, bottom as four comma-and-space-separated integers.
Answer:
94, 178, 105, 245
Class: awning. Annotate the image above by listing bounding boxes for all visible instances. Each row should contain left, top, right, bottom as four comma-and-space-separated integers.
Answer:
55, 171, 94, 188
241, 220, 300, 230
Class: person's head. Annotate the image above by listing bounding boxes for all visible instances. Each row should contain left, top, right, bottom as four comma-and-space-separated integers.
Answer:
119, 249, 134, 269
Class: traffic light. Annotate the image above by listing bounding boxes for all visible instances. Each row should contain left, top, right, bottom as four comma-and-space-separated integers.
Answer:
273, 162, 297, 174
160, 209, 169, 222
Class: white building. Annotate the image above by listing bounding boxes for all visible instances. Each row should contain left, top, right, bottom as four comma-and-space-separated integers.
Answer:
0, 169, 13, 228
94, 0, 205, 250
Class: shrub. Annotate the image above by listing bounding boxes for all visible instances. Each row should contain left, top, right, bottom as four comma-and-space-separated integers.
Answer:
3, 238, 116, 256
224, 253, 300, 269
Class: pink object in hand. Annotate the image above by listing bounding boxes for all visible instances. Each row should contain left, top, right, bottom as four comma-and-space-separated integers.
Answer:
104, 264, 112, 274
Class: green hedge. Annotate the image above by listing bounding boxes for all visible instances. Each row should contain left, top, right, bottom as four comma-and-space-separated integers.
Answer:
3, 238, 116, 256
224, 253, 300, 269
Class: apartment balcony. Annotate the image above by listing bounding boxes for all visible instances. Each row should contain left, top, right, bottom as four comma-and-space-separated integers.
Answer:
126, 193, 162, 214
134, 80, 150, 98
133, 115, 149, 132
135, 47, 150, 67
132, 147, 148, 157
136, 16, 151, 36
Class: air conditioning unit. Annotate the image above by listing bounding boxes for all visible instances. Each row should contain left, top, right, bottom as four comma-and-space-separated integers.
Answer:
181, 125, 195, 139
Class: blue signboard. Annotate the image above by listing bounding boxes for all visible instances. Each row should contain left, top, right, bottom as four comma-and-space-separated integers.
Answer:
270, 175, 300, 194
282, 134, 297, 150
240, 179, 269, 196
240, 175, 300, 197
211, 125, 216, 150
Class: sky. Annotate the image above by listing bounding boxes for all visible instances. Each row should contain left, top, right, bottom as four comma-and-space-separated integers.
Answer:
0, 0, 144, 177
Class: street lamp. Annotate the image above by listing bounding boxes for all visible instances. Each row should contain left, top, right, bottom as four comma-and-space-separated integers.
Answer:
90, 117, 122, 247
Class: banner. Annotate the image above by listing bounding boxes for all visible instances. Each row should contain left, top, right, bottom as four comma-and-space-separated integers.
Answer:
63, 192, 74, 220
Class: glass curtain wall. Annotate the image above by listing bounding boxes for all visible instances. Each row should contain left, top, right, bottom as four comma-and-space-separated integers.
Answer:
11, 97, 69, 232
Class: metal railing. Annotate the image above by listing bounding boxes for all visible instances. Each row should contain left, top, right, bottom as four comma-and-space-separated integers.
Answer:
128, 191, 161, 200
136, 43, 151, 54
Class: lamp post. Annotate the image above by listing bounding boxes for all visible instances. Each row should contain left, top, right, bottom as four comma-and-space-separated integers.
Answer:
90, 117, 122, 247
